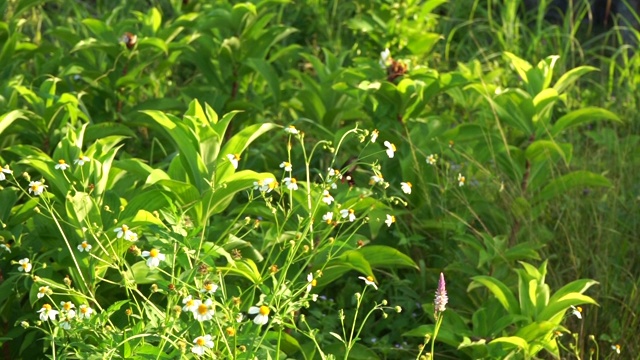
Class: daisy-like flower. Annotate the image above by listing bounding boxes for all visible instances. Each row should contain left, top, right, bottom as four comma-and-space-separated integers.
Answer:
383, 141, 396, 158
426, 154, 438, 166
328, 168, 342, 180
78, 304, 94, 320
226, 154, 240, 169
200, 281, 218, 294
28, 181, 47, 196
358, 276, 378, 290
194, 299, 215, 322
457, 173, 466, 187
385, 214, 396, 227
55, 159, 70, 171
141, 249, 165, 269
279, 161, 292, 172
74, 155, 90, 166
369, 175, 384, 185
306, 273, 317, 293
611, 344, 621, 354
253, 178, 276, 193
77, 241, 92, 252
0, 243, 10, 253
114, 225, 137, 241
60, 301, 76, 319
400, 182, 412, 194
322, 190, 334, 205
248, 304, 270, 325
283, 177, 298, 191
284, 125, 299, 135
340, 209, 356, 222
0, 166, 13, 181
37, 286, 51, 299
37, 304, 59, 321
371, 129, 379, 143
570, 305, 582, 319
434, 272, 448, 314
182, 295, 201, 313
379, 48, 391, 68
18, 258, 32, 273
192, 334, 214, 356
322, 212, 333, 224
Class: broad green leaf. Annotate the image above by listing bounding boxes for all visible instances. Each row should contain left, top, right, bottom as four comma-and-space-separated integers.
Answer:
490, 336, 529, 350
406, 32, 441, 55
550, 107, 621, 137
357, 245, 418, 269
0, 110, 26, 135
537, 293, 598, 321
121, 189, 172, 219
201, 171, 274, 221
470, 276, 519, 314
218, 259, 262, 284
317, 251, 373, 288
129, 260, 165, 285
216, 123, 278, 183
525, 140, 567, 164
245, 58, 281, 103
504, 52, 532, 85
553, 66, 598, 93
130, 209, 165, 227
264, 331, 302, 356
534, 171, 612, 203
548, 279, 599, 305
138, 37, 168, 55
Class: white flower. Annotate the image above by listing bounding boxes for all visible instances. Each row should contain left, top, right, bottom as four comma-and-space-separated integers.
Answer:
59, 320, 72, 330
226, 154, 240, 169
141, 249, 165, 269
77, 241, 92, 252
248, 305, 270, 325
426, 154, 438, 165
322, 190, 334, 205
358, 276, 378, 290
457, 173, 466, 187
369, 175, 384, 185
78, 304, 94, 319
200, 282, 218, 294
283, 177, 298, 191
28, 181, 47, 196
570, 305, 582, 319
0, 243, 11, 253
55, 159, 70, 171
0, 166, 13, 181
194, 299, 215, 322
60, 301, 76, 319
284, 125, 299, 134
383, 141, 396, 158
328, 168, 342, 179
192, 335, 214, 356
37, 286, 50, 299
385, 214, 395, 227
279, 161, 292, 171
371, 129, 379, 143
379, 48, 391, 67
114, 225, 137, 241
400, 182, 412, 194
253, 178, 276, 192
322, 212, 333, 224
18, 258, 32, 272
611, 344, 621, 354
340, 209, 356, 222
306, 273, 317, 293
74, 156, 90, 166
182, 295, 201, 313
37, 304, 58, 321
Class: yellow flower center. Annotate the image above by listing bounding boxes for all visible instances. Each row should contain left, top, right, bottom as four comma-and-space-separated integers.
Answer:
390, 144, 396, 151
81, 242, 88, 248
576, 306, 582, 313
30, 184, 39, 192
226, 327, 236, 336
405, 182, 412, 187
121, 225, 129, 231
62, 302, 72, 310
290, 178, 297, 184
198, 303, 209, 315
204, 283, 213, 291
43, 304, 52, 311
39, 287, 47, 294
149, 249, 159, 258
196, 337, 206, 346
366, 276, 374, 282
58, 159, 66, 165
390, 216, 396, 223
311, 279, 317, 287
21, 262, 29, 270
259, 305, 270, 316
80, 306, 88, 314
186, 299, 194, 307
349, 209, 354, 215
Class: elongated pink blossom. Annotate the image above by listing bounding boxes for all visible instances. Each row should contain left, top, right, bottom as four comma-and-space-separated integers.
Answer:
434, 272, 448, 313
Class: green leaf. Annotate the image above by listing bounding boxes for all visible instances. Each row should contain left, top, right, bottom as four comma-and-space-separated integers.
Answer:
318, 250, 374, 288
357, 245, 418, 269
138, 37, 168, 55
0, 110, 26, 134
245, 58, 281, 103
129, 260, 165, 285
406, 32, 441, 55
553, 66, 598, 93
537, 293, 598, 321
218, 259, 262, 284
534, 171, 612, 203
490, 336, 529, 350
470, 276, 520, 314
525, 140, 567, 164
548, 279, 599, 306
216, 123, 278, 183
550, 107, 621, 137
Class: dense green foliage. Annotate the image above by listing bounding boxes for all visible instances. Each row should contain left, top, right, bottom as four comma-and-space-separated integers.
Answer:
0, 0, 638, 359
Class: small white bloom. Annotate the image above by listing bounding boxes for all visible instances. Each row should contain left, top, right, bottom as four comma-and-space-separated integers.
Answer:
18, 258, 32, 273
383, 141, 396, 158
200, 282, 218, 294
28, 181, 47, 196
379, 48, 391, 67
611, 344, 621, 354
55, 159, 70, 171
284, 125, 299, 134
141, 249, 165, 268
385, 214, 395, 227
570, 305, 582, 319
226, 154, 240, 169
306, 273, 317, 293
182, 295, 201, 313
340, 209, 356, 222
78, 304, 94, 319
426, 154, 438, 165
322, 190, 334, 205
358, 276, 378, 290
248, 305, 270, 325
328, 168, 342, 179
283, 177, 298, 191
74, 156, 90, 166
37, 286, 50, 299
194, 299, 215, 322
114, 225, 137, 241
322, 212, 333, 224
371, 129, 379, 143
37, 304, 58, 321
0, 243, 11, 253
457, 173, 466, 187
253, 178, 276, 192
77, 241, 92, 252
400, 182, 412, 194
60, 301, 76, 319
279, 161, 292, 171
369, 175, 384, 185
0, 166, 13, 181
191, 335, 214, 356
